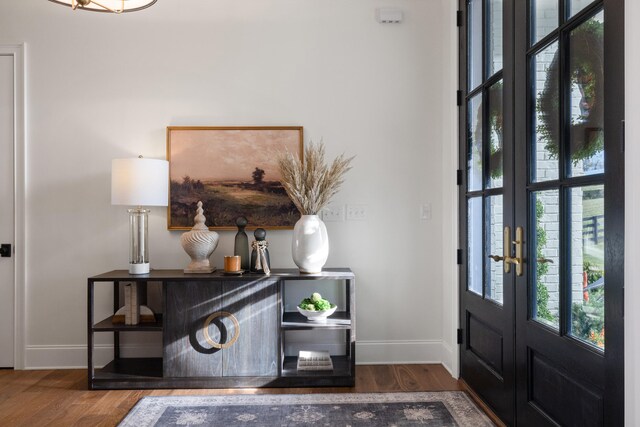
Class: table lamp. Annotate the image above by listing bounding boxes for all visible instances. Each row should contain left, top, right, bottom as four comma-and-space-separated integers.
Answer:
111, 156, 169, 274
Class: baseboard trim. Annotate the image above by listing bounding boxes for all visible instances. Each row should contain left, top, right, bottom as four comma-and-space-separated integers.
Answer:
25, 340, 448, 369
25, 344, 161, 369
356, 340, 443, 365
440, 341, 457, 377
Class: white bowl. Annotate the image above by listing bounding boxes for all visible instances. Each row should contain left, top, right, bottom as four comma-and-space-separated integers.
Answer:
297, 305, 337, 322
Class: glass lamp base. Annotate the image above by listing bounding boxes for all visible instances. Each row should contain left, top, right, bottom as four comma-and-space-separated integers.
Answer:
128, 207, 150, 275
129, 262, 150, 275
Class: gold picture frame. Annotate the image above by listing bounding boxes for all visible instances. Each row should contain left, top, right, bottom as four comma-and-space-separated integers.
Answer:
167, 126, 303, 230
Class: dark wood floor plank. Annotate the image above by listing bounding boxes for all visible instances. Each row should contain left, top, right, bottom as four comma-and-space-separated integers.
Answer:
368, 364, 400, 391
393, 364, 422, 391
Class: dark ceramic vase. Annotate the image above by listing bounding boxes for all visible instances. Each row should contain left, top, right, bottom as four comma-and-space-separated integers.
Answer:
234, 217, 250, 271
251, 228, 270, 273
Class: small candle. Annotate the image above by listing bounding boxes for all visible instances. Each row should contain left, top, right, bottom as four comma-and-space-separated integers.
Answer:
224, 255, 241, 272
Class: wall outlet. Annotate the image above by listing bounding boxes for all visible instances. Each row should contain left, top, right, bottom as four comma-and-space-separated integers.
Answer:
346, 204, 368, 221
420, 203, 432, 221
322, 205, 345, 222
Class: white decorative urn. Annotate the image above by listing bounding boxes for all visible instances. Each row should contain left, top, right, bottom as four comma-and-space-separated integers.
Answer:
292, 215, 329, 274
181, 201, 219, 273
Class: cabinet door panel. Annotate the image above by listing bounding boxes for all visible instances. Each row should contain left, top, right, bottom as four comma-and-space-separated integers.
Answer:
164, 281, 223, 377
222, 279, 279, 376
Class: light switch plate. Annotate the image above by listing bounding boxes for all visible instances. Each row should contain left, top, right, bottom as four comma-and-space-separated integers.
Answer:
346, 204, 368, 221
420, 203, 432, 221
322, 205, 345, 222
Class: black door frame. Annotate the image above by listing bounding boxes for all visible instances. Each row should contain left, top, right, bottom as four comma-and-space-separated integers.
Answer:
601, 1, 625, 424
459, 0, 624, 424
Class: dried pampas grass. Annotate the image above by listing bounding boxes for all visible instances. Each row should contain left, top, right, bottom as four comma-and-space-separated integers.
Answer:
277, 142, 354, 215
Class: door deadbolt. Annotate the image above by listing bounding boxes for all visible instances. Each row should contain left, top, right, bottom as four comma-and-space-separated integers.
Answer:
0, 244, 11, 258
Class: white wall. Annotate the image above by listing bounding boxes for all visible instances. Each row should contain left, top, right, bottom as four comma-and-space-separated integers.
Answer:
0, 0, 452, 368
625, 1, 639, 425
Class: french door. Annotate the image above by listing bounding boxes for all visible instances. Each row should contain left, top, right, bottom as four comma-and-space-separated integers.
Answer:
458, 0, 624, 425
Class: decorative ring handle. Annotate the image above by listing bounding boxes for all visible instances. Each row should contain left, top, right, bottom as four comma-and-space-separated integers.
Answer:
202, 311, 240, 349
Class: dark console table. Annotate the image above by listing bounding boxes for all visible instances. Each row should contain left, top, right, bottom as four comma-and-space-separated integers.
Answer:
87, 268, 355, 390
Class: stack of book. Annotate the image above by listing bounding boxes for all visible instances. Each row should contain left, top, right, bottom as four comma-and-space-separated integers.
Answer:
112, 283, 155, 325
297, 350, 334, 371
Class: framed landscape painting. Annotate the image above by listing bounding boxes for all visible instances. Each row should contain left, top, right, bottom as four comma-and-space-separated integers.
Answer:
167, 126, 303, 230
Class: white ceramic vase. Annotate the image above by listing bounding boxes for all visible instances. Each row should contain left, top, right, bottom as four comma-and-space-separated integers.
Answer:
181, 201, 219, 273
292, 215, 329, 274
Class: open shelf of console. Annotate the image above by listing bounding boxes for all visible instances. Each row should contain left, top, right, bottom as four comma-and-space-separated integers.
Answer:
92, 314, 163, 332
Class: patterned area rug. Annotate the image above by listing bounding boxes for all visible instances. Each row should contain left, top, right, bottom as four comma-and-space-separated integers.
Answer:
118, 392, 494, 426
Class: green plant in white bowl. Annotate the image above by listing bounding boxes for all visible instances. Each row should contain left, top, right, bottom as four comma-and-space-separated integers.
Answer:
297, 292, 337, 321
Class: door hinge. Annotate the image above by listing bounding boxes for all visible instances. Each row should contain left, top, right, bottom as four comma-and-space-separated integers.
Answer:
456, 90, 463, 106
456, 169, 463, 185
457, 328, 463, 344
0, 244, 11, 258
457, 249, 463, 265
456, 10, 463, 27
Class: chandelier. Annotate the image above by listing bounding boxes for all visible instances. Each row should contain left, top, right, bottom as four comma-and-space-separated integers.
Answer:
49, 0, 157, 13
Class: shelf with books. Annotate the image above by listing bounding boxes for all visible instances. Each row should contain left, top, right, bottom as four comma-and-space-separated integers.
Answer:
92, 314, 163, 332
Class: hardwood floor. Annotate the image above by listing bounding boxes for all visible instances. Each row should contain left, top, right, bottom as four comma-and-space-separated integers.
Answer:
0, 365, 502, 426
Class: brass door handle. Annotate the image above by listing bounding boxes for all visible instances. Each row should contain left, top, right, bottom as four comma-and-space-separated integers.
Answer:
202, 311, 240, 349
537, 258, 554, 264
488, 226, 524, 276
505, 256, 520, 265
488, 254, 520, 264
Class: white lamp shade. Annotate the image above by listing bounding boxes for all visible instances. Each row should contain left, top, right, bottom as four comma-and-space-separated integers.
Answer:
111, 158, 169, 206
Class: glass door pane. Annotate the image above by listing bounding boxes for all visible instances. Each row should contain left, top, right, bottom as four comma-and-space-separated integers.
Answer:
488, 80, 504, 188
531, 189, 560, 328
468, 94, 483, 191
532, 41, 560, 183
469, 0, 484, 90
568, 11, 604, 177
531, 0, 559, 44
487, 195, 504, 304
570, 0, 597, 17
569, 185, 604, 348
489, 0, 503, 75
468, 197, 483, 296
